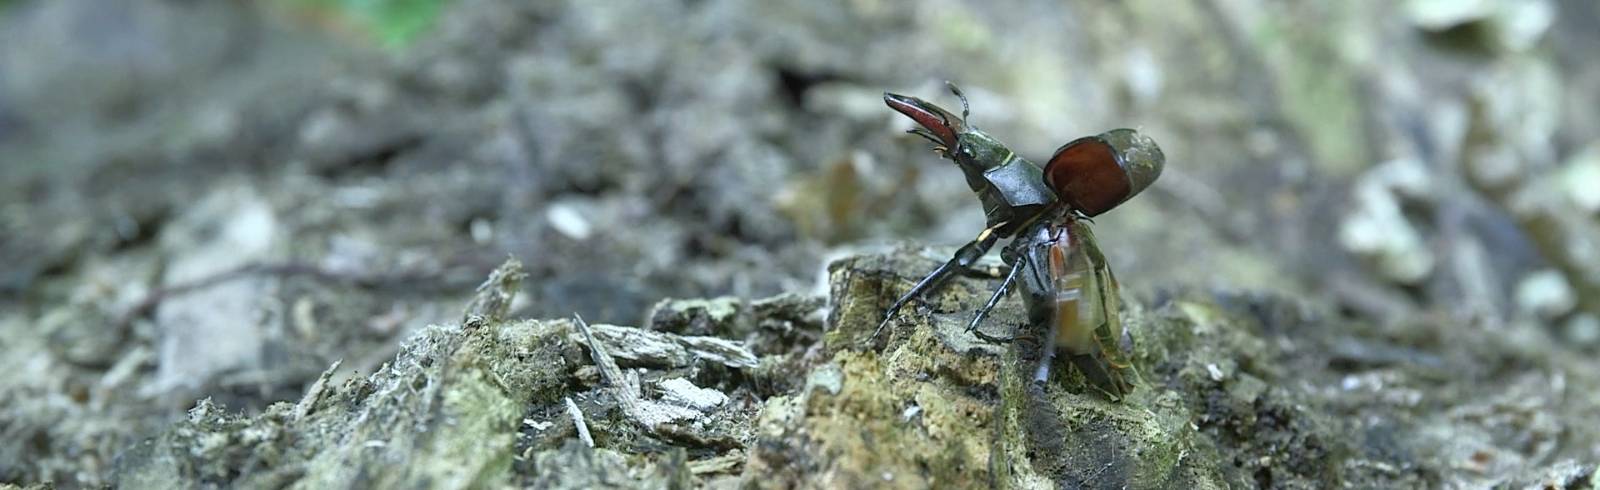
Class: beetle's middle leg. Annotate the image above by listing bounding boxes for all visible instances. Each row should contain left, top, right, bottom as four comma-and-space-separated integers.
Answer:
867, 227, 1001, 343
967, 257, 1024, 343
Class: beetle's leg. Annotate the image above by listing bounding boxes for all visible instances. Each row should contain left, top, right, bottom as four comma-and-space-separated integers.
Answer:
972, 328, 1017, 344
1005, 235, 1059, 383
966, 257, 1024, 343
1031, 306, 1059, 384
867, 227, 1001, 344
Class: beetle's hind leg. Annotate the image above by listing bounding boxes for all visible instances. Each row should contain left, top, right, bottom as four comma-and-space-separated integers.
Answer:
967, 257, 1024, 343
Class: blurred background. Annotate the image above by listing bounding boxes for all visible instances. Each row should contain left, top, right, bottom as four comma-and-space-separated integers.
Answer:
1, 0, 1597, 486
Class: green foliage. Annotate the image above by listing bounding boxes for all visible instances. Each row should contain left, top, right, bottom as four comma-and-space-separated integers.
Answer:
290, 0, 449, 48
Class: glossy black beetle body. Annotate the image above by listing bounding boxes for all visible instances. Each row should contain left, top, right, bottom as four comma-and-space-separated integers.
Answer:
872, 84, 1164, 400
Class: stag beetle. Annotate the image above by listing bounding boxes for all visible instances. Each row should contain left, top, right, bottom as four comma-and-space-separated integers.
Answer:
872, 83, 1164, 401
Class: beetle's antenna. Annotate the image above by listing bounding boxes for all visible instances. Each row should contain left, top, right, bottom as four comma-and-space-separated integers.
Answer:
946, 81, 971, 122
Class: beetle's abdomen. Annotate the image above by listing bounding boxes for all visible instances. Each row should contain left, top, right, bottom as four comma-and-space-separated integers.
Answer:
1043, 128, 1164, 217
1014, 217, 1133, 399
1045, 228, 1097, 356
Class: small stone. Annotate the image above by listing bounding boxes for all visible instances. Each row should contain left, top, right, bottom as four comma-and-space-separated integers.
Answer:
901, 405, 922, 422
1514, 270, 1575, 319
1122, 46, 1163, 105
1563, 315, 1600, 347
657, 377, 729, 412
648, 297, 744, 336
1560, 145, 1600, 213
1339, 175, 1434, 284
153, 186, 279, 392
1404, 0, 1554, 52
43, 308, 122, 367
546, 204, 592, 241
806, 363, 844, 396
1341, 375, 1362, 391
469, 218, 494, 244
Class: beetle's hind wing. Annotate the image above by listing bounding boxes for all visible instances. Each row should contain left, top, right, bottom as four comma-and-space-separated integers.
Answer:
1090, 244, 1136, 381
1056, 223, 1134, 399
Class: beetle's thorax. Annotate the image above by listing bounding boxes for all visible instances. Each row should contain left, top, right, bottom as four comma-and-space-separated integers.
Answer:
950, 130, 1057, 234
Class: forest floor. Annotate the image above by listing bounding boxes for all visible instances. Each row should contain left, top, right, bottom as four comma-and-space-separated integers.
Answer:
2, 0, 1599, 488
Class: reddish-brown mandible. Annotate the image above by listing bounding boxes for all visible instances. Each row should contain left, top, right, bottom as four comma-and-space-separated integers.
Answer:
1043, 128, 1165, 217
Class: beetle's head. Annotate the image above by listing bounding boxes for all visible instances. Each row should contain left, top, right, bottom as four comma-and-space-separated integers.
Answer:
884, 84, 1014, 187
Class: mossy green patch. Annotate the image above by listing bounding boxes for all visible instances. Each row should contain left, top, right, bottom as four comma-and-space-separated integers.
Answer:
280, 0, 448, 48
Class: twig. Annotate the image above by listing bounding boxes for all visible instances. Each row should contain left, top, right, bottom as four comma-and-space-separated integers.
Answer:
564, 397, 594, 448
573, 314, 645, 420
688, 450, 746, 475
113, 263, 327, 332
461, 257, 525, 323
570, 322, 759, 370
572, 314, 708, 437
294, 359, 343, 421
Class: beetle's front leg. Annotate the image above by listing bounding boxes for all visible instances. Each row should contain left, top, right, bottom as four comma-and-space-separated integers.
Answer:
866, 227, 1001, 344
966, 256, 1024, 343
